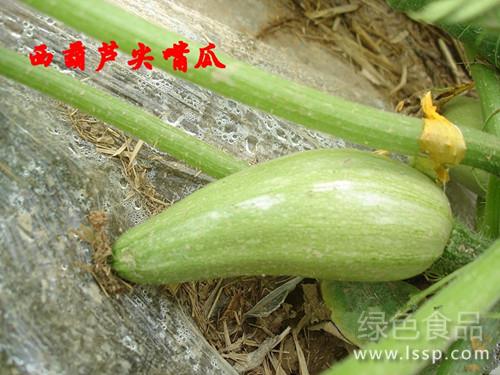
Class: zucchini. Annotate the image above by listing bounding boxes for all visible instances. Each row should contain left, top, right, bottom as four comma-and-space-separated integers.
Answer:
112, 149, 453, 284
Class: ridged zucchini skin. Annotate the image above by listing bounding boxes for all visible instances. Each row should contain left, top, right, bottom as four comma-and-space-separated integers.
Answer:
112, 149, 453, 284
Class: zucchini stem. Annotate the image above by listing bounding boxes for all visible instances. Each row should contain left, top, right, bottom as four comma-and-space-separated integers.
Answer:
0, 48, 247, 179
466, 47, 500, 238
14, 0, 500, 176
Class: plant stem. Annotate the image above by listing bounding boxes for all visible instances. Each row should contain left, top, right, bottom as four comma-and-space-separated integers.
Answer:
482, 178, 500, 238
467, 47, 500, 238
0, 48, 247, 179
17, 0, 500, 176
322, 240, 500, 375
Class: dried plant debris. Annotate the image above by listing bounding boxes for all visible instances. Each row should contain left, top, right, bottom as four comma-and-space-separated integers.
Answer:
259, 0, 470, 104
61, 107, 170, 294
76, 211, 132, 296
61, 105, 169, 215
245, 277, 304, 319
395, 82, 475, 116
168, 278, 347, 374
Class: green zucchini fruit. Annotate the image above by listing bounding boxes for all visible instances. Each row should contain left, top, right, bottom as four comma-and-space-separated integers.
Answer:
112, 149, 453, 284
